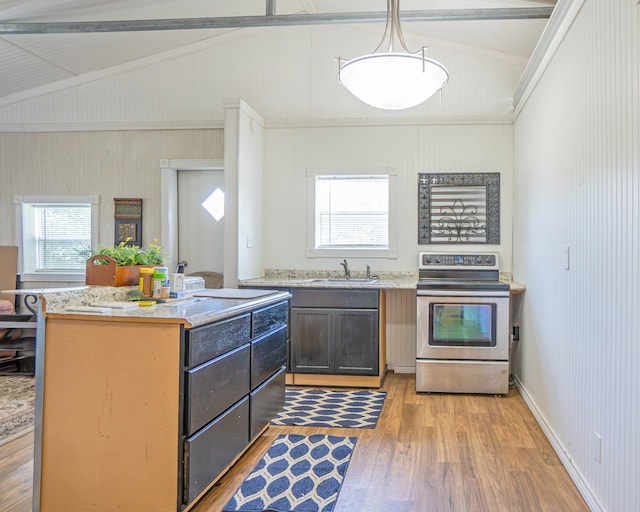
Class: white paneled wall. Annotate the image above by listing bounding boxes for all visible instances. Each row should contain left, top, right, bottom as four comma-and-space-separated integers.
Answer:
0, 129, 223, 285
264, 122, 513, 372
0, 24, 524, 129
264, 123, 514, 272
512, 1, 639, 511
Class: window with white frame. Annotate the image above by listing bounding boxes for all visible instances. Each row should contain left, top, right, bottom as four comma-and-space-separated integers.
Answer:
307, 170, 396, 258
15, 196, 100, 282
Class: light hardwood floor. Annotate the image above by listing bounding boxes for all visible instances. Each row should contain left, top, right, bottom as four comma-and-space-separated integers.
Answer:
0, 372, 589, 512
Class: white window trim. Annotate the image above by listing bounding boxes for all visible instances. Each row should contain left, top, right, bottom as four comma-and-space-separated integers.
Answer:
14, 195, 100, 283
306, 167, 397, 259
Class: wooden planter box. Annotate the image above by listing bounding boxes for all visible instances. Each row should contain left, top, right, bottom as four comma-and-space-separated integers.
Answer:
86, 255, 140, 287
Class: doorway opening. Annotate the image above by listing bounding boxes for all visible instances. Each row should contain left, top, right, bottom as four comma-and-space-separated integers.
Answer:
159, 159, 224, 279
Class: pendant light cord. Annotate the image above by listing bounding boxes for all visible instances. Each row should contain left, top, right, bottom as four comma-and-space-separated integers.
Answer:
373, 0, 412, 54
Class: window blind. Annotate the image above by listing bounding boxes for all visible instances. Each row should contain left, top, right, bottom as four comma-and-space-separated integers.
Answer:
34, 204, 91, 270
316, 176, 389, 248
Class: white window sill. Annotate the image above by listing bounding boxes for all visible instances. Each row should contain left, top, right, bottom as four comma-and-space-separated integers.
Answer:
306, 248, 397, 259
21, 272, 86, 283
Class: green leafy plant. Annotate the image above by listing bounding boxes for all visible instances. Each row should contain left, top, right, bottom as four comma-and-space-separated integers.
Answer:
91, 238, 164, 266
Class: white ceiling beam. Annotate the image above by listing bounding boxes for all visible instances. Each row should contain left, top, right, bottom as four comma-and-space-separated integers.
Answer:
0, 7, 554, 35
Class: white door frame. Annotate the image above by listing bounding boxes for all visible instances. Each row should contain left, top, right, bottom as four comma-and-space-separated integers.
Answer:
159, 159, 224, 275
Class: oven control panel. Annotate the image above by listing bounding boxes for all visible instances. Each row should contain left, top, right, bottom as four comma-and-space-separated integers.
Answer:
419, 252, 498, 269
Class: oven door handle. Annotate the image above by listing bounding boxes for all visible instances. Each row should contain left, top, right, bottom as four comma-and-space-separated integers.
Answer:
417, 289, 509, 297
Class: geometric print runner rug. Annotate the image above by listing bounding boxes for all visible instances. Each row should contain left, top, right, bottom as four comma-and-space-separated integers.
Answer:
223, 433, 357, 512
270, 388, 386, 429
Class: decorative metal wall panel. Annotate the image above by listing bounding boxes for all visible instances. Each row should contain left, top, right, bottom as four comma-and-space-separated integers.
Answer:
418, 172, 500, 244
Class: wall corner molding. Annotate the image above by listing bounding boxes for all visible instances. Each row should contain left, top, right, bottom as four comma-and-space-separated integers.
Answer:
512, 0, 586, 119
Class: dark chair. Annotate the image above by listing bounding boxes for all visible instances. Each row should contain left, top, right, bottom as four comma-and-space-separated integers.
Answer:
0, 312, 36, 376
0, 246, 37, 375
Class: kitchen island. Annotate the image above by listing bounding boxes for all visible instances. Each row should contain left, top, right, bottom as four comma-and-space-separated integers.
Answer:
31, 287, 290, 512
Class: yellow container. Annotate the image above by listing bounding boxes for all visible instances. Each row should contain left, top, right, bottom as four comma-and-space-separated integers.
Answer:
138, 267, 155, 297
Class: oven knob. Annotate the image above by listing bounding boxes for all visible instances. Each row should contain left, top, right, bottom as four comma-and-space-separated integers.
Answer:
476, 256, 482, 263
485, 256, 492, 264
435, 257, 441, 264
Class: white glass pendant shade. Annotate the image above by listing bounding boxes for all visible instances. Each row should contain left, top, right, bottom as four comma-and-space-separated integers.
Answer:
339, 52, 448, 110
337, 0, 448, 110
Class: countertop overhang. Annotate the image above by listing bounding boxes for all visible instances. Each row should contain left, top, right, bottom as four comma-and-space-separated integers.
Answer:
18, 287, 291, 328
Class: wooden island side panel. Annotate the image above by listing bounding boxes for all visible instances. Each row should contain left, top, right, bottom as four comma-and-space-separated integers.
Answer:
39, 318, 183, 512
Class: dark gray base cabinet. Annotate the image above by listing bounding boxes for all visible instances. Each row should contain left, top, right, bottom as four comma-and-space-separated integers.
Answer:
180, 299, 289, 509
290, 289, 379, 376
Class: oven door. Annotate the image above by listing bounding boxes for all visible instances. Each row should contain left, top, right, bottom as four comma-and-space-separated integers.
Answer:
417, 292, 509, 361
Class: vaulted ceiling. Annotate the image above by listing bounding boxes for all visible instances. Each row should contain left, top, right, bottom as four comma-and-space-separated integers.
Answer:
0, 0, 557, 103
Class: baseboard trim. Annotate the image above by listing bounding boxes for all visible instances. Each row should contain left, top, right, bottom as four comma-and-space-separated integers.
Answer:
391, 366, 415, 374
513, 375, 605, 512
289, 373, 383, 388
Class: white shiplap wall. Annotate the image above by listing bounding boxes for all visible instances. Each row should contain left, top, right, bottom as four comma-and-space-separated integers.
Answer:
264, 123, 514, 272
0, 129, 223, 286
0, 24, 524, 129
512, 1, 639, 511
264, 122, 513, 369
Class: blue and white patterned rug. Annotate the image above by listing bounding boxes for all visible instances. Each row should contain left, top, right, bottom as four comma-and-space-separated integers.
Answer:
223, 433, 357, 512
270, 388, 386, 429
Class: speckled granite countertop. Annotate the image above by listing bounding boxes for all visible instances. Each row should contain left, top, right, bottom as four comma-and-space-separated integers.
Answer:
502, 279, 526, 294
3, 278, 291, 328
240, 269, 418, 290
43, 289, 290, 328
240, 269, 526, 293
240, 277, 419, 290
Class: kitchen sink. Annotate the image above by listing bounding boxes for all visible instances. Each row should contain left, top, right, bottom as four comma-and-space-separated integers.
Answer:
306, 278, 379, 284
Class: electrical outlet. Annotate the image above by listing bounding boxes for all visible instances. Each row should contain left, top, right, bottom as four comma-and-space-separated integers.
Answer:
593, 432, 602, 463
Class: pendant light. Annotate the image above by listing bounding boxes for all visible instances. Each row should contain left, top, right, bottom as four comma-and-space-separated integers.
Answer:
337, 0, 448, 110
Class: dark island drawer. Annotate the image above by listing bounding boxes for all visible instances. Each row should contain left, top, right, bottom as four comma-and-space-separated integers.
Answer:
185, 343, 250, 436
186, 313, 251, 368
252, 300, 288, 337
184, 397, 249, 505
250, 324, 287, 390
250, 367, 286, 441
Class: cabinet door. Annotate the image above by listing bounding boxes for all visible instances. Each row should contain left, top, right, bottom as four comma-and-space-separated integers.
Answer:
290, 307, 332, 373
334, 309, 379, 375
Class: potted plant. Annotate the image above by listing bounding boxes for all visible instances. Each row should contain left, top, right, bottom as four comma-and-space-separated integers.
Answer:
86, 238, 165, 286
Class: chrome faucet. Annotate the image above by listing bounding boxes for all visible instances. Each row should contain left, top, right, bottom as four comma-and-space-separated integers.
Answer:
340, 259, 350, 279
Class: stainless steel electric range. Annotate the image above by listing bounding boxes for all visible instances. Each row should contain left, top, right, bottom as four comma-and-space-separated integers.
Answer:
416, 252, 510, 395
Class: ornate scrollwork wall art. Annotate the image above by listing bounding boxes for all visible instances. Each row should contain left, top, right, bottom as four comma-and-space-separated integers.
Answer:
432, 198, 486, 242
418, 172, 500, 244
